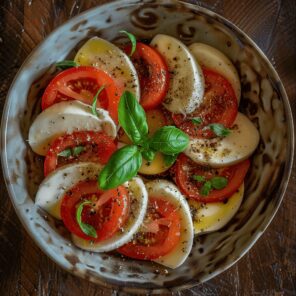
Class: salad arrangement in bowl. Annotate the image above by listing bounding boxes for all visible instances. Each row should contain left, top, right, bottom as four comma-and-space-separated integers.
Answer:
2, 0, 293, 293
29, 32, 259, 269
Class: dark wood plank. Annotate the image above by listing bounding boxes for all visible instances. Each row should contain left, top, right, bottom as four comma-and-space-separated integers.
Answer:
0, 1, 295, 295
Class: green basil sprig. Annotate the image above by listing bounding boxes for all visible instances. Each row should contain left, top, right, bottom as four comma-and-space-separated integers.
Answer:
210, 176, 228, 189
56, 60, 79, 70
193, 175, 205, 182
193, 175, 228, 196
149, 126, 189, 155
98, 145, 142, 190
201, 181, 212, 196
58, 146, 84, 158
142, 149, 156, 162
163, 154, 178, 166
58, 148, 72, 157
191, 117, 202, 125
73, 146, 84, 156
76, 200, 97, 238
189, 117, 231, 137
208, 123, 231, 137
118, 91, 148, 144
119, 30, 137, 56
98, 91, 189, 189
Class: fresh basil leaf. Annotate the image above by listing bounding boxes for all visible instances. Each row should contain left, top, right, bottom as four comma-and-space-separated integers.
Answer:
200, 181, 212, 196
118, 91, 148, 145
149, 126, 189, 155
142, 150, 156, 162
163, 154, 178, 166
191, 117, 202, 125
58, 148, 72, 157
119, 30, 137, 56
91, 85, 105, 117
208, 123, 231, 137
56, 60, 79, 69
210, 176, 228, 190
73, 146, 84, 156
193, 175, 205, 182
98, 145, 142, 190
76, 201, 97, 238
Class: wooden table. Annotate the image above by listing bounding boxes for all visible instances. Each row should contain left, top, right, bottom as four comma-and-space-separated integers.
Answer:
0, 1, 295, 295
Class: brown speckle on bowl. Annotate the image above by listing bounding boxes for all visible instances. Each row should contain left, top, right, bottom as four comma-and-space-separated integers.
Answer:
65, 254, 80, 266
70, 19, 88, 32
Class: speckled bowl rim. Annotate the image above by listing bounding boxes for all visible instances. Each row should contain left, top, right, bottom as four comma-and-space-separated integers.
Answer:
1, 0, 294, 293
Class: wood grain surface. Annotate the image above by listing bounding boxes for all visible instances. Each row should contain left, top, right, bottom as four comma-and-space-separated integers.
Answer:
0, 1, 295, 295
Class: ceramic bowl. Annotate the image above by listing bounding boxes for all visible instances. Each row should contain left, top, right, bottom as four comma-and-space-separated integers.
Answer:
1, 0, 294, 294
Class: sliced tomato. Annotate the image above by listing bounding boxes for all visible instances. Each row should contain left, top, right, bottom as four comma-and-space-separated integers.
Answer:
175, 154, 250, 202
44, 131, 117, 176
41, 66, 122, 123
61, 180, 129, 241
125, 42, 169, 110
117, 197, 181, 260
172, 67, 238, 138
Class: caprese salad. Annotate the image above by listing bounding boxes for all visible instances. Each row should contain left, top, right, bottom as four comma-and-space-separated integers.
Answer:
29, 32, 259, 269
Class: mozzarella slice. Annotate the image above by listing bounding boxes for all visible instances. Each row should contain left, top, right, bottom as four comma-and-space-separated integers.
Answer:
145, 180, 194, 269
35, 162, 102, 219
28, 101, 116, 155
189, 43, 241, 102
189, 183, 244, 234
150, 34, 204, 114
72, 177, 148, 252
74, 37, 140, 100
184, 113, 259, 167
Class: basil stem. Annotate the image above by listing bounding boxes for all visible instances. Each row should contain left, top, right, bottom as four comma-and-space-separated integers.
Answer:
91, 85, 105, 117
76, 201, 97, 238
56, 60, 79, 70
119, 30, 137, 56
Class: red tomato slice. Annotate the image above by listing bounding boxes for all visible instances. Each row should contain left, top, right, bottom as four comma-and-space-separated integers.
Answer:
125, 42, 169, 110
41, 66, 122, 123
117, 197, 181, 260
172, 67, 238, 138
175, 154, 250, 202
61, 180, 129, 241
44, 131, 117, 176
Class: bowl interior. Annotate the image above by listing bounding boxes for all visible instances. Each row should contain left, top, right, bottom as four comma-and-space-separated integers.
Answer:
1, 0, 293, 294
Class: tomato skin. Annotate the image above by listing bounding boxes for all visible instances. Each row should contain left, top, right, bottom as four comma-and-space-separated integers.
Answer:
172, 67, 238, 138
175, 154, 250, 202
44, 131, 117, 176
125, 43, 169, 110
61, 180, 129, 241
117, 197, 181, 260
41, 66, 121, 123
